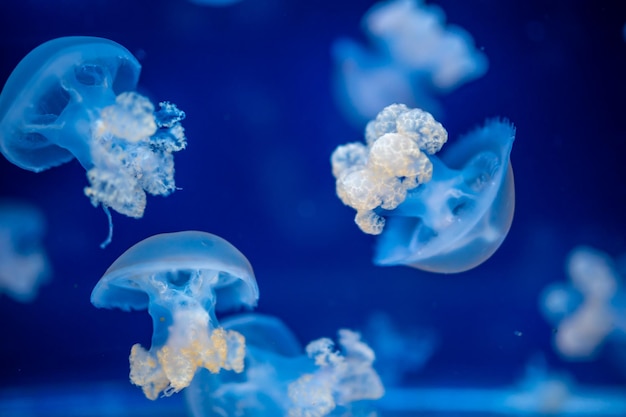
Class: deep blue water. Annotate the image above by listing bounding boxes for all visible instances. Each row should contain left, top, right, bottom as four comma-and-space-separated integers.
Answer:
1, 0, 625, 416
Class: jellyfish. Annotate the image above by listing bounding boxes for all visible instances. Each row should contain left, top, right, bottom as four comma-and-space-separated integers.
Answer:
376, 355, 626, 415
540, 246, 626, 360
186, 313, 384, 417
331, 103, 515, 273
362, 312, 436, 385
0, 200, 50, 302
90, 231, 259, 400
0, 37, 186, 247
333, 0, 488, 124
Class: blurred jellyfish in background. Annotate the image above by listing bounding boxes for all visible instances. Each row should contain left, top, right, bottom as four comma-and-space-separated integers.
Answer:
333, 0, 488, 125
362, 311, 436, 386
331, 103, 515, 273
541, 246, 626, 360
186, 313, 384, 417
0, 200, 50, 303
378, 355, 626, 415
91, 231, 259, 400
0, 36, 187, 247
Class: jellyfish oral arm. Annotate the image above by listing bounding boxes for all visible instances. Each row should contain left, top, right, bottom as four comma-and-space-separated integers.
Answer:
129, 273, 245, 400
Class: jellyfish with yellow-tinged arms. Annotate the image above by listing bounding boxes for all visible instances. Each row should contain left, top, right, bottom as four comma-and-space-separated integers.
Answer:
186, 313, 384, 417
331, 103, 515, 273
91, 231, 259, 400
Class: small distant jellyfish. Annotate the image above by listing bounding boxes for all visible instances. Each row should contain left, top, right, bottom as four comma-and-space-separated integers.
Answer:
540, 246, 626, 360
333, 0, 488, 124
186, 313, 384, 417
362, 312, 436, 385
91, 231, 259, 400
0, 37, 187, 247
331, 104, 515, 273
0, 200, 50, 302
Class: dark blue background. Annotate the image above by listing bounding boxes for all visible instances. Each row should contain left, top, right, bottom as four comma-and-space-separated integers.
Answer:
0, 0, 625, 408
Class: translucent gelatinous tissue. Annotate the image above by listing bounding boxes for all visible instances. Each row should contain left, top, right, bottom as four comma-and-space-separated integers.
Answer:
540, 246, 626, 359
0, 37, 186, 245
333, 0, 488, 124
362, 312, 436, 385
331, 104, 515, 273
91, 231, 259, 400
0, 200, 50, 302
186, 313, 384, 417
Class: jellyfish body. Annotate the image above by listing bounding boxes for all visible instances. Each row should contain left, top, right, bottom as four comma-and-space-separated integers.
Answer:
0, 37, 186, 233
333, 0, 488, 124
331, 104, 515, 273
362, 312, 436, 385
0, 200, 50, 302
91, 231, 259, 400
540, 246, 626, 359
186, 313, 384, 417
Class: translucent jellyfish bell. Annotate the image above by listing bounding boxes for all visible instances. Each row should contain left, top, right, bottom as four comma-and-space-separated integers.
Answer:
0, 37, 187, 246
91, 231, 259, 400
331, 104, 515, 273
0, 37, 140, 171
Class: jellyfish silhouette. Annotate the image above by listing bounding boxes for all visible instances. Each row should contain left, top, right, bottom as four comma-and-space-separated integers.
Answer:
91, 231, 259, 399
331, 104, 515, 273
0, 199, 50, 302
333, 0, 488, 124
541, 246, 626, 360
0, 37, 186, 246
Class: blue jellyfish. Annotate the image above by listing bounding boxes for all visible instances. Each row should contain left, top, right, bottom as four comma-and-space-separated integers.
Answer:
331, 104, 515, 273
377, 355, 626, 415
0, 200, 50, 302
0, 37, 186, 246
333, 0, 488, 124
186, 313, 384, 417
540, 246, 626, 360
91, 231, 259, 400
362, 312, 436, 385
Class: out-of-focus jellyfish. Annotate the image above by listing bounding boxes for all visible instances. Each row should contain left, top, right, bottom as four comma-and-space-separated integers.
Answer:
377, 355, 626, 415
91, 231, 259, 400
186, 313, 384, 417
362, 312, 436, 385
0, 37, 186, 247
331, 104, 515, 273
540, 246, 626, 360
0, 200, 50, 302
333, 0, 488, 125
